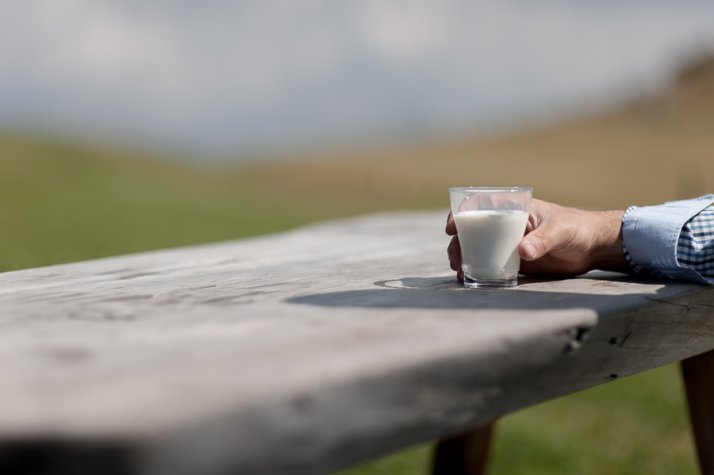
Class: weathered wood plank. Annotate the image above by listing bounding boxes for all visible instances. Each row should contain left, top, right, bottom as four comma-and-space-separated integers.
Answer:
0, 211, 712, 475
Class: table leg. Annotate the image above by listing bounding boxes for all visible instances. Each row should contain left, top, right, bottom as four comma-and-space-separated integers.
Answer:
431, 422, 494, 475
682, 350, 714, 475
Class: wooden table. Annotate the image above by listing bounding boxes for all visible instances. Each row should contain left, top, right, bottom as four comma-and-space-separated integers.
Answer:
1, 212, 713, 475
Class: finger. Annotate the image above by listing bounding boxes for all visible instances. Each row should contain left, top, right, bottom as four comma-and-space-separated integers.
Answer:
525, 200, 546, 235
519, 222, 557, 261
448, 236, 461, 271
448, 238, 462, 273
446, 212, 457, 235
525, 212, 537, 234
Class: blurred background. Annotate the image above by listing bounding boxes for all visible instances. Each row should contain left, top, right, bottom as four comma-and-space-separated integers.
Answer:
2, 1, 714, 473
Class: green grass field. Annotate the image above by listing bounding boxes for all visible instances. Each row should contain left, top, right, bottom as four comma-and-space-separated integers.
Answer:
0, 131, 703, 474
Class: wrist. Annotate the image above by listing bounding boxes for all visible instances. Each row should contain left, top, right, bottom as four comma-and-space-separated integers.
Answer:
590, 210, 628, 272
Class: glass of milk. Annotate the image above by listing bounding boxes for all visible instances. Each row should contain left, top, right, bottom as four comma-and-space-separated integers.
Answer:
449, 187, 532, 288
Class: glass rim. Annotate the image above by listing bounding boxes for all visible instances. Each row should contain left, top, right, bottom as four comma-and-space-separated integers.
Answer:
449, 186, 533, 193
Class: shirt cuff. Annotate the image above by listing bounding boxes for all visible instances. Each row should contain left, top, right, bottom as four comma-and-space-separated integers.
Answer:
622, 194, 714, 284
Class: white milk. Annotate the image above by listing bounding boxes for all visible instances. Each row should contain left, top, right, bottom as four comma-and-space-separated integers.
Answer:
454, 210, 529, 280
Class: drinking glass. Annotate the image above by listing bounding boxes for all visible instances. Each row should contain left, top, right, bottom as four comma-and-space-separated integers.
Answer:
449, 187, 533, 288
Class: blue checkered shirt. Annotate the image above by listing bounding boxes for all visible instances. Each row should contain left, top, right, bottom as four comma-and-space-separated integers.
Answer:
677, 206, 714, 278
622, 195, 714, 285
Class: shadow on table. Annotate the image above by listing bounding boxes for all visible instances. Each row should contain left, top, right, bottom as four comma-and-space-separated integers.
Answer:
286, 273, 686, 312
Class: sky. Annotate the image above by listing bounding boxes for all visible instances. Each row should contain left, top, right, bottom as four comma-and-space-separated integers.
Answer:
2, 1, 714, 160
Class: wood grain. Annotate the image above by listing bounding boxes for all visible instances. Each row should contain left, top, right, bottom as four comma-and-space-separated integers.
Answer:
0, 211, 712, 475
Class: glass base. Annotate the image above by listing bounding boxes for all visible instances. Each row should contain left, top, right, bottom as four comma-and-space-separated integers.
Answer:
463, 275, 517, 289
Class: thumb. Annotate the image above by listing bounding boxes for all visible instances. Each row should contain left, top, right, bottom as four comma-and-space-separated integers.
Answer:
519, 223, 557, 261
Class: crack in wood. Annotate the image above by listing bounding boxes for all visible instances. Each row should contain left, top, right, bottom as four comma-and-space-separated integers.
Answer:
645, 297, 694, 311
117, 272, 161, 281
619, 330, 632, 348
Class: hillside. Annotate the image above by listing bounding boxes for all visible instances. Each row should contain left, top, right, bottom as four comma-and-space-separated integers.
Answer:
249, 54, 714, 210
3, 54, 714, 274
2, 56, 713, 272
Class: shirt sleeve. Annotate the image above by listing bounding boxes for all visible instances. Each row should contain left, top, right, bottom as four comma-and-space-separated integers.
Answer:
621, 194, 714, 285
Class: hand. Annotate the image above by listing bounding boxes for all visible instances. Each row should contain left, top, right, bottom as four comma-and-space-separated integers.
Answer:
446, 199, 628, 281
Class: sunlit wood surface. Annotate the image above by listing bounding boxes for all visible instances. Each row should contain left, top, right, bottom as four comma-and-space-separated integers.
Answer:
0, 212, 712, 475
